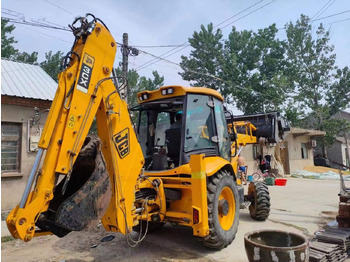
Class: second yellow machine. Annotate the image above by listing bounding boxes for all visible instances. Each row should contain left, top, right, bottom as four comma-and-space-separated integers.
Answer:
7, 14, 288, 249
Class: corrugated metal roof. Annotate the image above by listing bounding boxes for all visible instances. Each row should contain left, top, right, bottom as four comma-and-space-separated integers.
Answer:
1, 59, 57, 101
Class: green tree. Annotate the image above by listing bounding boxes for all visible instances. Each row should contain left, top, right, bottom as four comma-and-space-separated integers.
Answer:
15, 51, 38, 64
114, 68, 164, 107
284, 15, 350, 156
222, 24, 288, 114
179, 23, 224, 91
180, 23, 288, 114
139, 71, 164, 91
1, 18, 18, 59
1, 19, 38, 64
40, 51, 65, 82
327, 66, 350, 115
284, 15, 336, 124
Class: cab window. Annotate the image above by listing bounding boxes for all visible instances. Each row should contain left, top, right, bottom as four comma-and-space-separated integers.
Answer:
155, 112, 171, 146
184, 94, 216, 152
214, 98, 231, 161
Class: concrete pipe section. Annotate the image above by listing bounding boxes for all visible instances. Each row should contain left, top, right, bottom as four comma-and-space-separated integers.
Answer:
244, 229, 309, 262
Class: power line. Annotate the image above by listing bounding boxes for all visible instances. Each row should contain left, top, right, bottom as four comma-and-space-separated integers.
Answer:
219, 0, 276, 30
138, 49, 235, 86
136, 44, 190, 71
129, 61, 181, 78
278, 9, 350, 30
136, 1, 275, 71
135, 0, 275, 72
2, 16, 71, 31
2, 9, 258, 93
311, 0, 333, 20
1, 8, 25, 19
135, 1, 269, 71
329, 17, 350, 24
16, 23, 72, 44
312, 9, 350, 22
43, 0, 73, 14
134, 41, 188, 70
213, 0, 264, 29
314, 0, 336, 20
131, 44, 184, 48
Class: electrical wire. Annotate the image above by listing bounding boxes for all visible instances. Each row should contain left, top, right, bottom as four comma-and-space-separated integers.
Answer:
312, 9, 350, 22
213, 0, 264, 29
311, 0, 333, 20
134, 0, 273, 71
131, 44, 184, 48
218, 0, 276, 30
2, 17, 71, 31
43, 0, 73, 14
329, 17, 350, 24
278, 9, 350, 30
313, 0, 336, 20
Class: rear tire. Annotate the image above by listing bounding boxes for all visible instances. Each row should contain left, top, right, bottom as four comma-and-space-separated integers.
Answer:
248, 181, 270, 221
200, 170, 239, 249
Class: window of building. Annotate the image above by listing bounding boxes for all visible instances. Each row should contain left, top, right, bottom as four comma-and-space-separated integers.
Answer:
1, 122, 22, 172
301, 143, 308, 159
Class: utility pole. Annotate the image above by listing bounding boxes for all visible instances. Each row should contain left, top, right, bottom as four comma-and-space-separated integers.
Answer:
122, 33, 129, 103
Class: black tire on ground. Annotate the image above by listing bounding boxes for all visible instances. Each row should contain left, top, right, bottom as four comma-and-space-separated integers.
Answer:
132, 221, 165, 234
248, 181, 270, 221
200, 170, 240, 249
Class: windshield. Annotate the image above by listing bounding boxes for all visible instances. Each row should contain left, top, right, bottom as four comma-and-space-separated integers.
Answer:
184, 94, 216, 152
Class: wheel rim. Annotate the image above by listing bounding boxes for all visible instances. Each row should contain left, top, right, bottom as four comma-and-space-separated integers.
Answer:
218, 186, 235, 231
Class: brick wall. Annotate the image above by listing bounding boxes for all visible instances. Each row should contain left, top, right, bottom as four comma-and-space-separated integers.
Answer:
2, 95, 52, 108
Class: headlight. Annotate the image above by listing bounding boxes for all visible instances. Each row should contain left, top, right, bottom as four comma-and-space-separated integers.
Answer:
161, 88, 175, 95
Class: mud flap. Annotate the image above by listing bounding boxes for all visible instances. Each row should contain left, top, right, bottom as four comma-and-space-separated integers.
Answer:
46, 136, 111, 232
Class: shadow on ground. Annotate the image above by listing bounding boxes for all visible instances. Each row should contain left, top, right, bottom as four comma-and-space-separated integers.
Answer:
54, 224, 217, 262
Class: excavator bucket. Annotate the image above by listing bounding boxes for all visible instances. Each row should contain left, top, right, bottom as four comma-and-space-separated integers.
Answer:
37, 136, 111, 236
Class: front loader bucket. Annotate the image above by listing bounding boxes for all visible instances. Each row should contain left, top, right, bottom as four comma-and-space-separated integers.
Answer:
37, 136, 111, 235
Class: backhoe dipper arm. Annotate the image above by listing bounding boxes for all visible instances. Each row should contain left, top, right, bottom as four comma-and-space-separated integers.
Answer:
7, 15, 144, 241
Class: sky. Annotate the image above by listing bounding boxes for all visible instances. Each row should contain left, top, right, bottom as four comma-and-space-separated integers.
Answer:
1, 0, 350, 113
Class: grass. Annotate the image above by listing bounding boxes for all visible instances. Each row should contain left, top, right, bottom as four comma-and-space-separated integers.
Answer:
1, 236, 14, 243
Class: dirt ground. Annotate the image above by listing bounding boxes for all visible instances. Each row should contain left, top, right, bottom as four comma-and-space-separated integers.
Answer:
1, 177, 344, 262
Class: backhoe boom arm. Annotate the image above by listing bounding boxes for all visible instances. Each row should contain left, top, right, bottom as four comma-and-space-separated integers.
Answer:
7, 15, 144, 241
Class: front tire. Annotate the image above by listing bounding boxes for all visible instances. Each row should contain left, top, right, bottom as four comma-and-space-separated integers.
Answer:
248, 181, 270, 221
200, 170, 239, 249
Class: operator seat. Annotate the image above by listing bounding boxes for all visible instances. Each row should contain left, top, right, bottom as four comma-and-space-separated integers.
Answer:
165, 128, 181, 165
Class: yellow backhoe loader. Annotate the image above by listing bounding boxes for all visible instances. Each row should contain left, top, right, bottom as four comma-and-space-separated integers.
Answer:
7, 14, 289, 249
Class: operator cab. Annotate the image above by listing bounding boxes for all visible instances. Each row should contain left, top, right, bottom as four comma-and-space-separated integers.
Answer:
132, 86, 231, 171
